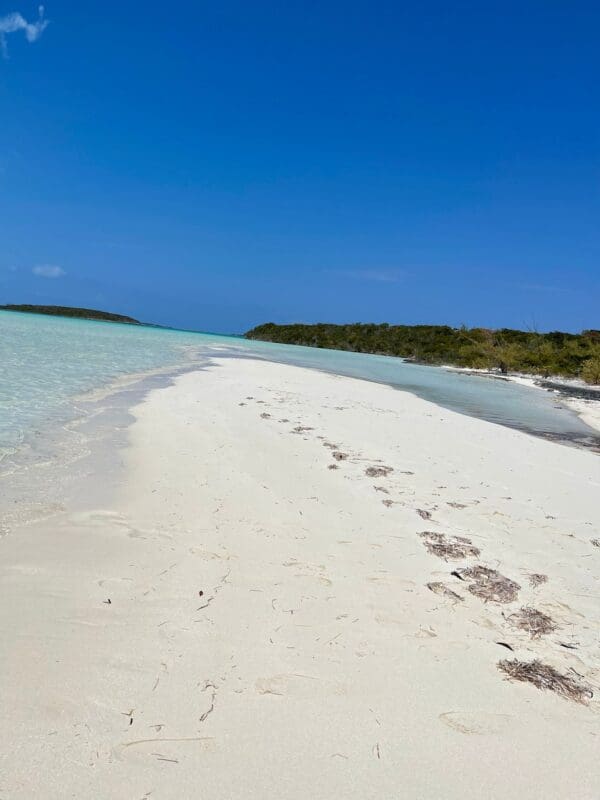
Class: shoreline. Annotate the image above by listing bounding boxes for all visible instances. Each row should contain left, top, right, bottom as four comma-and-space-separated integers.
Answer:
1, 357, 599, 798
2, 351, 599, 537
443, 364, 600, 434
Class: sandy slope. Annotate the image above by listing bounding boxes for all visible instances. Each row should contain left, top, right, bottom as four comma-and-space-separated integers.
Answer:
1, 357, 599, 799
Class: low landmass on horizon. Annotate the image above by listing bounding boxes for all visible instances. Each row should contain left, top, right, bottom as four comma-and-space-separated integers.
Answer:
0, 304, 140, 325
4, 305, 599, 386
246, 322, 600, 385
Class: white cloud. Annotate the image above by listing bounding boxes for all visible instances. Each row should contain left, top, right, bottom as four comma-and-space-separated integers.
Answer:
32, 264, 66, 278
0, 6, 48, 58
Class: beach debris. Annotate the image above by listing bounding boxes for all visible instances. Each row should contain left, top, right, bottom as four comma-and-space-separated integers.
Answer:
528, 573, 548, 588
328, 464, 339, 470
400, 470, 415, 475
382, 498, 393, 508
498, 659, 593, 703
496, 641, 514, 652
365, 465, 394, 478
103, 598, 112, 605
426, 581, 463, 602
450, 570, 465, 581
559, 642, 579, 650
260, 412, 271, 419
507, 607, 557, 638
458, 565, 520, 604
199, 686, 216, 723
591, 538, 600, 548
198, 590, 204, 597
416, 508, 433, 520
419, 531, 480, 561
332, 451, 348, 461
121, 709, 135, 728
292, 425, 313, 433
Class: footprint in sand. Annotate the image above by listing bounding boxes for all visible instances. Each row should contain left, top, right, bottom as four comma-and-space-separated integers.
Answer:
255, 674, 346, 697
71, 510, 147, 539
439, 711, 512, 735
282, 559, 332, 585
113, 736, 216, 763
98, 576, 133, 588
188, 547, 230, 561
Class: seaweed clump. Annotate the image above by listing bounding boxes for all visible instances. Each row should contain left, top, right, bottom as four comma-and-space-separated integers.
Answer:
507, 607, 557, 638
332, 451, 348, 461
528, 573, 548, 588
365, 465, 394, 478
458, 565, 520, 604
419, 531, 480, 561
498, 659, 593, 704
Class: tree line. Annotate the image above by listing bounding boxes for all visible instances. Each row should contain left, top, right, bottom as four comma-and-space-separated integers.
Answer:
0, 304, 139, 324
245, 323, 600, 385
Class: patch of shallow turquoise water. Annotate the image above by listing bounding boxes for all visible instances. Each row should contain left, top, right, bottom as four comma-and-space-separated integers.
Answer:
0, 311, 224, 459
0, 310, 597, 462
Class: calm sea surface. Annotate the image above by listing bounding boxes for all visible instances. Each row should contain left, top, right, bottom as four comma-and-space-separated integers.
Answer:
1, 309, 597, 462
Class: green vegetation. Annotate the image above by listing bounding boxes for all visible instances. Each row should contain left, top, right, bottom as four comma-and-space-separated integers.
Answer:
245, 322, 600, 385
0, 304, 139, 324
581, 356, 600, 385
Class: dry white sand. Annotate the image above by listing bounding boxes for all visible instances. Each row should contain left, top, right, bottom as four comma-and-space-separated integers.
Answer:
1, 358, 599, 799
563, 396, 600, 434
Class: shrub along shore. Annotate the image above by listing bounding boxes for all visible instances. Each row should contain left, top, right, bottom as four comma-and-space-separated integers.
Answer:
245, 323, 600, 385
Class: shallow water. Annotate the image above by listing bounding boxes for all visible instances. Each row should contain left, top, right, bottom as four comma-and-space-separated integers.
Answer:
0, 310, 597, 464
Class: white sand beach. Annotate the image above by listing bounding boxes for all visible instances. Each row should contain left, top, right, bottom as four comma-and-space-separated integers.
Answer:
1, 358, 599, 799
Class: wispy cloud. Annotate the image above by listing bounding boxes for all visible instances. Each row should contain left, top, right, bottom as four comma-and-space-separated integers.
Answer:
32, 264, 66, 278
0, 6, 48, 58
329, 269, 407, 284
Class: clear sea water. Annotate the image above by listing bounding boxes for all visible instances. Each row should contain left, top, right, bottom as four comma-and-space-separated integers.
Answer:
0, 309, 597, 465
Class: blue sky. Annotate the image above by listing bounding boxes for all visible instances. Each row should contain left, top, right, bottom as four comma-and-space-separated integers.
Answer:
0, 2, 598, 333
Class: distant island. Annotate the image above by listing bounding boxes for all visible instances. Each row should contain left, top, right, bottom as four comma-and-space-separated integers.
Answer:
245, 322, 600, 385
0, 304, 140, 325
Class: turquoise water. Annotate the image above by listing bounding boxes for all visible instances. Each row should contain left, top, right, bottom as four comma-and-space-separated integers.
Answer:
0, 310, 597, 462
